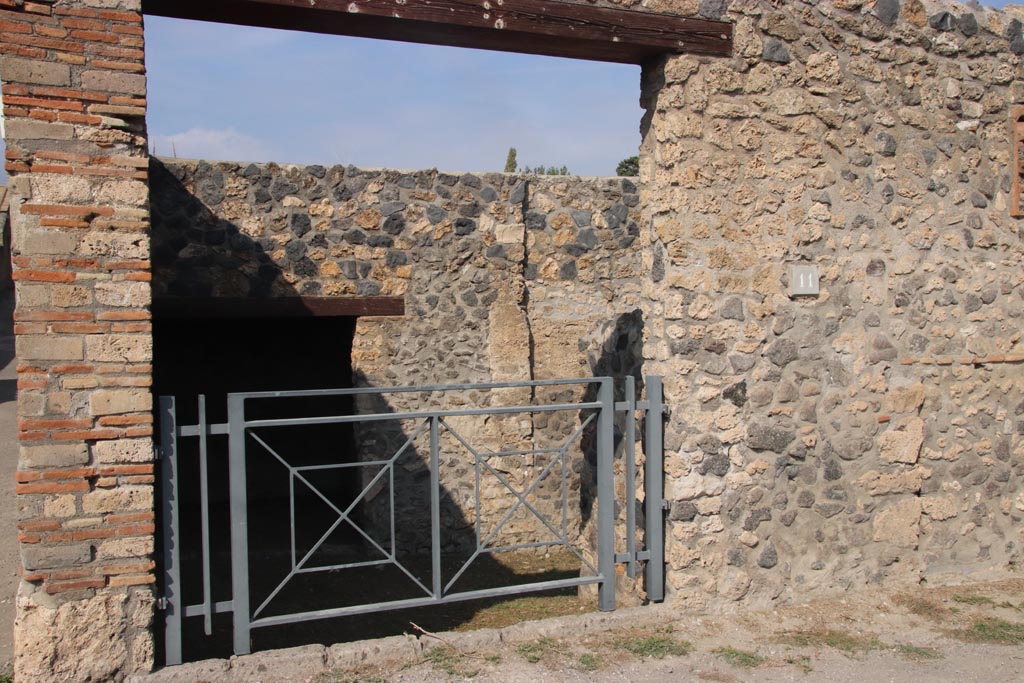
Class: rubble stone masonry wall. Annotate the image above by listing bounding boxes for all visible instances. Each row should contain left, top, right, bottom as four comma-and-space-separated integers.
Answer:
639, 0, 1024, 609
4, 0, 1024, 680
149, 159, 643, 553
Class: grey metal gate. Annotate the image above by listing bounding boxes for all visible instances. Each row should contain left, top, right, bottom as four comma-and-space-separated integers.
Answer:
158, 376, 665, 664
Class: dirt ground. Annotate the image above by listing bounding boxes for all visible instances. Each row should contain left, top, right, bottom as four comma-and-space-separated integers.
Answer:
325, 578, 1024, 683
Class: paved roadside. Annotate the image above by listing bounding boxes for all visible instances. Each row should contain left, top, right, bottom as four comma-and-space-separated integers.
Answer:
139, 577, 1024, 683
0, 289, 16, 672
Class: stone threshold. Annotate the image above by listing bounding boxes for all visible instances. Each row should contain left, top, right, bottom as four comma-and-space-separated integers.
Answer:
130, 603, 676, 683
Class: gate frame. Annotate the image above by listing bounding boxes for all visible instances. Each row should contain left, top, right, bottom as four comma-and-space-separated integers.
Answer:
158, 376, 665, 663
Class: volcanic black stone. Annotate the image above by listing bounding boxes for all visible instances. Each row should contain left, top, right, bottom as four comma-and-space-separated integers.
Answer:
763, 39, 791, 63
670, 501, 698, 522
929, 11, 957, 31
723, 380, 747, 408
383, 215, 406, 235
758, 543, 778, 569
747, 423, 796, 453
875, 0, 900, 25
290, 213, 311, 237
767, 339, 799, 367
866, 259, 886, 276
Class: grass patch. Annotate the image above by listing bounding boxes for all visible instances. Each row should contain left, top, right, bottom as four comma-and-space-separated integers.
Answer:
953, 594, 997, 607
891, 643, 942, 660
577, 653, 602, 671
616, 634, 693, 659
714, 647, 765, 668
778, 628, 883, 655
784, 654, 814, 673
424, 646, 479, 678
515, 638, 556, 664
0, 673, 12, 683
895, 595, 948, 622
454, 594, 584, 632
955, 618, 1024, 645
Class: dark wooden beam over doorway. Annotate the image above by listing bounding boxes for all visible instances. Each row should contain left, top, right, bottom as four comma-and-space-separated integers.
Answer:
151, 296, 405, 319
142, 0, 733, 63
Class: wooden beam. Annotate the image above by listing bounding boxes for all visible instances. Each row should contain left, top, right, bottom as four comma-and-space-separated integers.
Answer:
142, 0, 733, 63
151, 296, 405, 319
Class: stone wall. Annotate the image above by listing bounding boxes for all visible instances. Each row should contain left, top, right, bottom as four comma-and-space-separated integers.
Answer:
150, 158, 643, 553
0, 0, 156, 680
7, 0, 1024, 679
639, 0, 1024, 609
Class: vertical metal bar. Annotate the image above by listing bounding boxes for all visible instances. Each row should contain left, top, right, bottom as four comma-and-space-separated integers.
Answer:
197, 395, 213, 636
430, 415, 442, 599
560, 445, 568, 540
159, 396, 182, 666
389, 464, 396, 559
473, 446, 481, 550
624, 376, 638, 579
644, 376, 665, 603
228, 393, 252, 655
596, 377, 616, 612
289, 472, 296, 569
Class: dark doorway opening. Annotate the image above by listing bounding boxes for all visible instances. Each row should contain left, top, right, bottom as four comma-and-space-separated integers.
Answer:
153, 313, 362, 661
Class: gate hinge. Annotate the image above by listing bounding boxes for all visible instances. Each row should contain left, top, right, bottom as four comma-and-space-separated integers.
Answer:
156, 596, 168, 611
661, 405, 671, 420
661, 499, 670, 511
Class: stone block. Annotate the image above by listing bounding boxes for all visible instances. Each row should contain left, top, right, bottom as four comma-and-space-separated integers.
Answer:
96, 179, 149, 208
21, 543, 92, 571
50, 285, 92, 308
82, 485, 153, 515
90, 389, 152, 416
5, 120, 75, 141
878, 417, 924, 464
18, 228, 81, 257
16, 588, 137, 682
873, 498, 923, 549
85, 335, 152, 363
96, 536, 154, 560
230, 644, 326, 682
16, 334, 83, 361
0, 57, 71, 86
20, 444, 89, 469
30, 175, 93, 204
93, 439, 154, 464
327, 634, 421, 670
131, 660, 229, 683
78, 231, 149, 259
81, 70, 146, 95
95, 281, 150, 307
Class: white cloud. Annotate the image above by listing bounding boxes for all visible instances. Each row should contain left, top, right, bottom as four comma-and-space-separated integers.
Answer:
149, 127, 275, 163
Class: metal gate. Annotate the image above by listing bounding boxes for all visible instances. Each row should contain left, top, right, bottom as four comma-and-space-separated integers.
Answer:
158, 376, 666, 664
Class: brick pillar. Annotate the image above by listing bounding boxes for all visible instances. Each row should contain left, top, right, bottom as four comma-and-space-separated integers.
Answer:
0, 0, 154, 680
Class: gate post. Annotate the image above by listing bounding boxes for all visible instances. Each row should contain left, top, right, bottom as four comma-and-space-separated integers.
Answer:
596, 378, 616, 612
228, 394, 252, 655
159, 397, 182, 665
644, 376, 665, 602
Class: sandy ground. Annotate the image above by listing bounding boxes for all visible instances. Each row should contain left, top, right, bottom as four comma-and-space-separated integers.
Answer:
327, 578, 1024, 683
0, 289, 16, 673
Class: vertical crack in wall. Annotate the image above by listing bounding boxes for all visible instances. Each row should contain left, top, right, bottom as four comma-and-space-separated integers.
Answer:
515, 178, 538, 437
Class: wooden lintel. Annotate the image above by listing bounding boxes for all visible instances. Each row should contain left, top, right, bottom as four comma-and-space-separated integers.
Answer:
151, 296, 405, 319
142, 0, 733, 63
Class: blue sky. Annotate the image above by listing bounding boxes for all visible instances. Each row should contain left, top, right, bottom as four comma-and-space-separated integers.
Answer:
145, 17, 642, 176
0, 1, 1017, 180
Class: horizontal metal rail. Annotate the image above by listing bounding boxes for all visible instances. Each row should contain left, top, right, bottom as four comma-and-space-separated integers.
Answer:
228, 377, 612, 401
249, 576, 603, 629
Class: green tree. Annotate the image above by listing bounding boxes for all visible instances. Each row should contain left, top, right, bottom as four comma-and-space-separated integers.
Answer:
504, 147, 518, 173
616, 156, 639, 177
